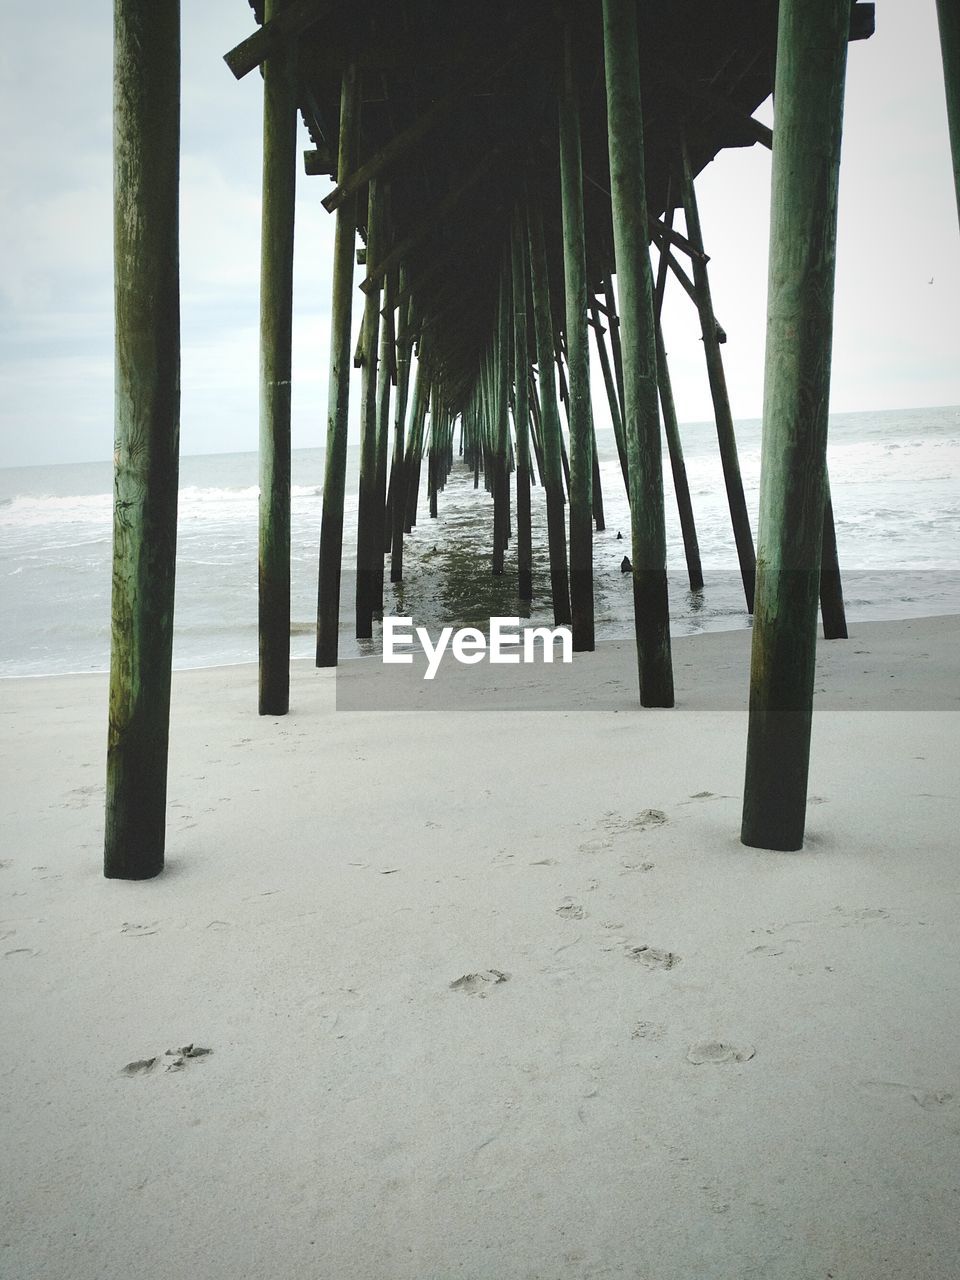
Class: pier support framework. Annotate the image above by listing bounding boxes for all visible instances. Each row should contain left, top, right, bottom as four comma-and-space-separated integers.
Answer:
104, 0, 181, 879
741, 0, 850, 851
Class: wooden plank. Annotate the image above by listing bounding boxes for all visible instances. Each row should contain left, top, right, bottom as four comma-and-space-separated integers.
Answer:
224, 0, 336, 81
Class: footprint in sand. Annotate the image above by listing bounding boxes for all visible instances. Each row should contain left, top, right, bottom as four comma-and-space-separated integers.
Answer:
121, 1045, 213, 1077
121, 1057, 158, 1076
859, 1080, 956, 1112
687, 1040, 756, 1065
601, 808, 668, 835
449, 970, 510, 996
556, 902, 586, 920
625, 945, 681, 971
834, 906, 891, 926
631, 1021, 666, 1042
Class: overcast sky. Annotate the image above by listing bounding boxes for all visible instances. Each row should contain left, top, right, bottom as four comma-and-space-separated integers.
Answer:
0, 1, 957, 469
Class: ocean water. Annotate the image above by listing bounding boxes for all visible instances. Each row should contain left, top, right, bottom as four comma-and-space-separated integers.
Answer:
1, 405, 958, 678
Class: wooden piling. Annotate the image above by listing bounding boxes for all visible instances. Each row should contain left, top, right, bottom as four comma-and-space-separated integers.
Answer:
819, 477, 848, 639
589, 303, 629, 491
655, 321, 703, 592
356, 178, 383, 639
390, 288, 413, 583
258, 0, 297, 716
678, 139, 757, 613
528, 197, 572, 625
741, 0, 850, 851
511, 209, 533, 600
316, 62, 360, 667
372, 264, 395, 610
492, 269, 510, 575
601, 0, 673, 705
937, 0, 960, 227
105, 0, 180, 879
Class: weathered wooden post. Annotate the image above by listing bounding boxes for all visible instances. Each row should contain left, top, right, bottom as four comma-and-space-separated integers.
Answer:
372, 264, 395, 611
390, 288, 413, 583
819, 478, 848, 638
937, 0, 960, 227
356, 178, 382, 639
512, 209, 534, 601
258, 0, 297, 715
678, 140, 757, 613
741, 0, 850, 851
589, 302, 629, 489
316, 62, 360, 667
655, 320, 704, 592
558, 15, 594, 650
105, 0, 180, 879
492, 269, 510, 575
601, 0, 674, 705
528, 197, 572, 625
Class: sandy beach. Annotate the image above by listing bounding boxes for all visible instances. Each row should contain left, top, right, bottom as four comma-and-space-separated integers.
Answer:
2, 614, 959, 1279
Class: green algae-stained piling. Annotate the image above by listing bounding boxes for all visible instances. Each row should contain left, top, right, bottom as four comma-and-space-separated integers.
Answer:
390, 287, 412, 584
511, 209, 533, 601
558, 17, 594, 650
656, 321, 704, 593
602, 0, 673, 706
355, 177, 383, 639
105, 0, 180, 880
528, 197, 572, 627
373, 264, 395, 612
741, 0, 851, 852
819, 478, 848, 639
678, 139, 757, 615
257, 0, 296, 717
938, 0, 960, 228
316, 63, 360, 667
589, 303, 629, 490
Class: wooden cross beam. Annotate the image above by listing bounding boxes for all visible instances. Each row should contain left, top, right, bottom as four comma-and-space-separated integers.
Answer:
224, 0, 336, 81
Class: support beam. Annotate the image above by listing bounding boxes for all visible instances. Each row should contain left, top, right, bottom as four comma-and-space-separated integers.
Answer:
656, 321, 704, 592
224, 0, 335, 80
559, 17, 594, 651
258, 0, 297, 716
373, 263, 395, 612
818, 477, 848, 639
602, 0, 674, 706
105, 0, 180, 879
389, 287, 413, 583
316, 63, 360, 667
741, 0, 850, 851
678, 138, 757, 612
355, 178, 383, 638
511, 209, 533, 601
937, 0, 960, 228
528, 197, 571, 626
